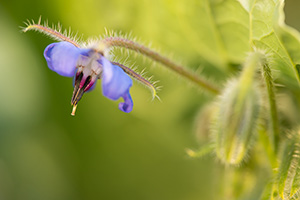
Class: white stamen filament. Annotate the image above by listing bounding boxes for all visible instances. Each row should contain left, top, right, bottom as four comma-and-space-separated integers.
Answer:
71, 104, 78, 116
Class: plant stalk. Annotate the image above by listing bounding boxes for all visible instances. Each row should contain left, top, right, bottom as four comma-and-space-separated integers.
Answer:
100, 37, 220, 95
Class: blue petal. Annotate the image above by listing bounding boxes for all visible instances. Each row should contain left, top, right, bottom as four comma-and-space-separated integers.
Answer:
101, 57, 133, 112
44, 42, 85, 77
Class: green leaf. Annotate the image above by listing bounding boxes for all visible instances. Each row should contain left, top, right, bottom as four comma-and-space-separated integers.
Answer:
173, 0, 250, 69
170, 0, 300, 85
273, 1, 300, 86
246, 0, 300, 86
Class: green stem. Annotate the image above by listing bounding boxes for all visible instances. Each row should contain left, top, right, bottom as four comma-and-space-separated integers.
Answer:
100, 37, 220, 95
261, 62, 280, 154
258, 124, 278, 169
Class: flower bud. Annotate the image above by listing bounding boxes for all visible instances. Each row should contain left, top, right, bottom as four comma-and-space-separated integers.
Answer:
195, 103, 218, 143
212, 53, 262, 165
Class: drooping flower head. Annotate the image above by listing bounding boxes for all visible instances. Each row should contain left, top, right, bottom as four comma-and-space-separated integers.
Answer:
23, 19, 159, 116
44, 41, 133, 115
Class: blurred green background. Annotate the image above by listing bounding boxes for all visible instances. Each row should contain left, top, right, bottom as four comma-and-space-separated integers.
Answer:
0, 0, 299, 200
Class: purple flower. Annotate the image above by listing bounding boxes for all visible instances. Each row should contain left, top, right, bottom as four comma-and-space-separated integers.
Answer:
44, 41, 133, 115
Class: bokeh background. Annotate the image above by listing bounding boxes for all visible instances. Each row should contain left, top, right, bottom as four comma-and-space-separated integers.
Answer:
0, 0, 300, 200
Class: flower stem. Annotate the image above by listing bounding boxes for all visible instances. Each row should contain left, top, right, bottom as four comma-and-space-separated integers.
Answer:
100, 37, 220, 95
261, 61, 280, 153
112, 61, 158, 98
258, 124, 278, 169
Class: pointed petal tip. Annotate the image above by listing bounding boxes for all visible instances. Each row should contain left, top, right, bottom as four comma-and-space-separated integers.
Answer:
118, 92, 133, 113
118, 103, 132, 113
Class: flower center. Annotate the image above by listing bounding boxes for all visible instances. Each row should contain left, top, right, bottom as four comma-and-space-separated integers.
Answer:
71, 50, 103, 115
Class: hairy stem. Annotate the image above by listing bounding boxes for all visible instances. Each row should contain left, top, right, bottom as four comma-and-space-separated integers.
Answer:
112, 61, 158, 98
261, 62, 280, 154
100, 37, 220, 95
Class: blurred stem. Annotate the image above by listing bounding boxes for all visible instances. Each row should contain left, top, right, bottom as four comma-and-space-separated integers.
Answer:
261, 62, 280, 154
258, 124, 278, 169
100, 37, 220, 95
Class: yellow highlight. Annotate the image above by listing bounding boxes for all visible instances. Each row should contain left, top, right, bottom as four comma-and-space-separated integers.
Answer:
150, 85, 157, 99
186, 149, 196, 157
23, 24, 37, 32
